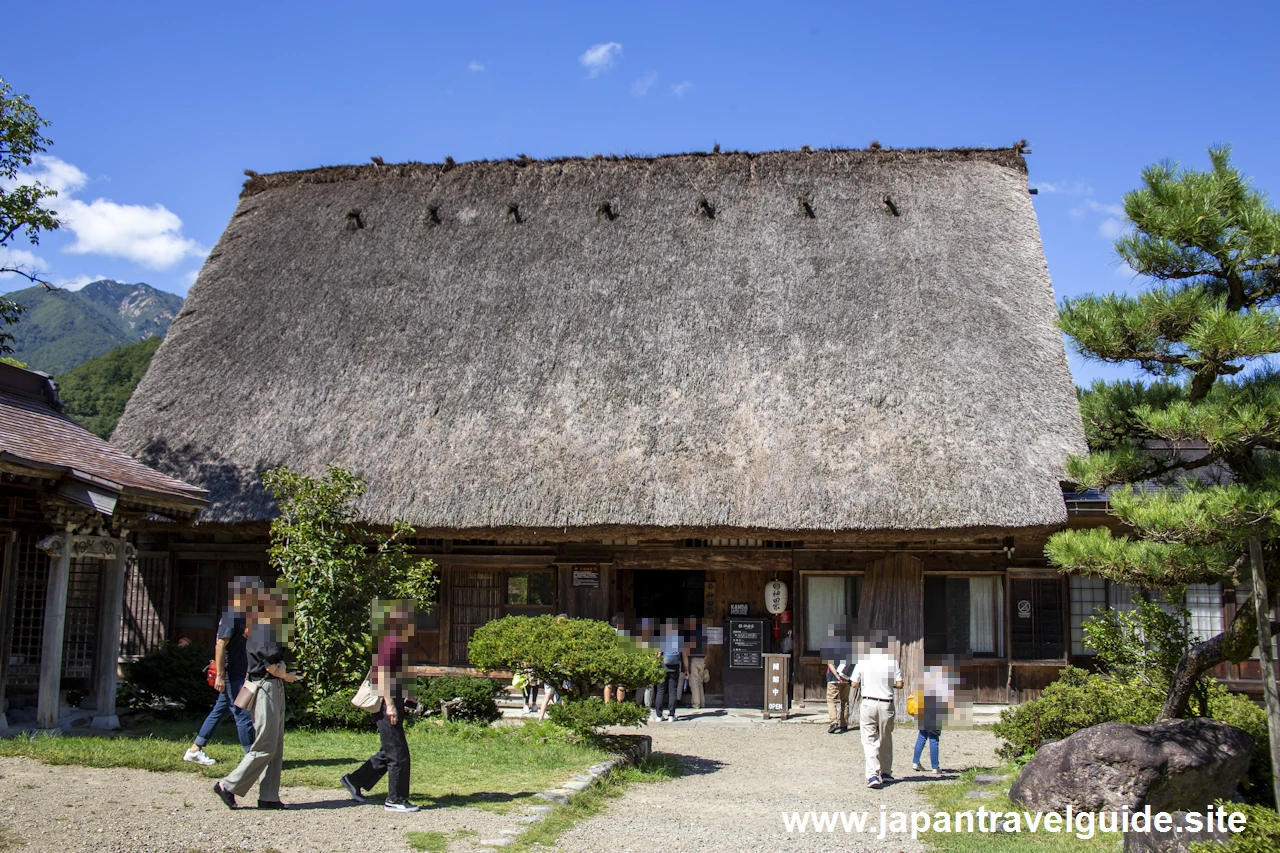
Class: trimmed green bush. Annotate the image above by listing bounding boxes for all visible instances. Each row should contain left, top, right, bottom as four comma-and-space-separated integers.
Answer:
992, 666, 1164, 760
1190, 803, 1280, 853
417, 676, 503, 723
1205, 683, 1272, 803
468, 615, 664, 699
308, 689, 372, 730
546, 696, 650, 737
117, 641, 216, 712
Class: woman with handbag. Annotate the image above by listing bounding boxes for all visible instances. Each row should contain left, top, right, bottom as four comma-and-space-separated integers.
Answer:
213, 590, 302, 809
340, 601, 420, 812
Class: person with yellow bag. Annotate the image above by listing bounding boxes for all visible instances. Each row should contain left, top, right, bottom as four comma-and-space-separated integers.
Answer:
911, 663, 954, 774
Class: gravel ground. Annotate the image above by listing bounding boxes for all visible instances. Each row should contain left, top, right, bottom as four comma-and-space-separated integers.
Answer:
0, 755, 515, 853
560, 716, 1003, 853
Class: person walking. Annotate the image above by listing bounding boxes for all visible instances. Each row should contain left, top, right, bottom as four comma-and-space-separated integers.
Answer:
213, 590, 301, 810
849, 632, 902, 789
821, 623, 852, 735
184, 577, 261, 765
652, 619, 687, 722
342, 601, 420, 812
912, 663, 954, 773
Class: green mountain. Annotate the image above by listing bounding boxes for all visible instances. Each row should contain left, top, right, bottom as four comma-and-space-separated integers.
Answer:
57, 337, 163, 438
3, 280, 183, 374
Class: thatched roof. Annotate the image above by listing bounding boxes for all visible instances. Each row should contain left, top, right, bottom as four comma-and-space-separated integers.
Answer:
113, 147, 1085, 535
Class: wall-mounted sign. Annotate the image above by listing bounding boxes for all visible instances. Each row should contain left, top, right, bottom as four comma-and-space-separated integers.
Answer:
729, 602, 749, 617
728, 618, 764, 669
1017, 599, 1032, 618
572, 566, 600, 588
704, 626, 724, 645
765, 580, 788, 615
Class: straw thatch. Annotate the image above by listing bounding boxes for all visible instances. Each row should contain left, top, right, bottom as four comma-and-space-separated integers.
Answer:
113, 147, 1084, 535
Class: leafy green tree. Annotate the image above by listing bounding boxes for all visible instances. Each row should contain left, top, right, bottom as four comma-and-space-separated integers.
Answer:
264, 465, 438, 700
1046, 146, 1280, 805
1, 77, 62, 351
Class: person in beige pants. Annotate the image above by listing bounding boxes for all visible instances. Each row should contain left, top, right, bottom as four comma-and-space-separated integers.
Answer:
214, 591, 302, 809
849, 638, 903, 789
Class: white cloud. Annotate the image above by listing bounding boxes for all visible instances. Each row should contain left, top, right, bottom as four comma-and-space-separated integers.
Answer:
579, 42, 622, 77
1099, 217, 1129, 239
467, 61, 485, 72
1035, 179, 1092, 196
1, 154, 89, 196
59, 197, 207, 269
55, 273, 109, 291
181, 268, 201, 289
631, 71, 658, 96
671, 81, 694, 97
0, 247, 43, 279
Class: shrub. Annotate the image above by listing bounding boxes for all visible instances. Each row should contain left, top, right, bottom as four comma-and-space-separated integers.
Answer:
416, 676, 503, 723
1190, 803, 1280, 853
1205, 683, 1273, 804
468, 615, 665, 699
307, 689, 373, 730
547, 696, 650, 737
992, 666, 1163, 760
264, 465, 438, 700
117, 641, 216, 712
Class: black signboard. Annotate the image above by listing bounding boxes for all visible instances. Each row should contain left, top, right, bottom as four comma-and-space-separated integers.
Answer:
572, 566, 600, 588
728, 618, 764, 669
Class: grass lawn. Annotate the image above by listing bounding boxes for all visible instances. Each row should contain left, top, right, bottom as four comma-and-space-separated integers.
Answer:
920, 765, 1120, 853
0, 717, 607, 811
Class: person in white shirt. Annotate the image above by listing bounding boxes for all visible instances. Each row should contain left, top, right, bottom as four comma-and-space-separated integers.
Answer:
849, 634, 903, 788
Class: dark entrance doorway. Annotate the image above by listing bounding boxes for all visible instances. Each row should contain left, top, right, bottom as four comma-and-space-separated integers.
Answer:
633, 570, 705, 619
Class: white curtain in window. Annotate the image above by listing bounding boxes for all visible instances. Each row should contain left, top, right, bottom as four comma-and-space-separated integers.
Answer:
807, 576, 847, 653
1108, 582, 1138, 612
1186, 583, 1223, 641
969, 577, 996, 654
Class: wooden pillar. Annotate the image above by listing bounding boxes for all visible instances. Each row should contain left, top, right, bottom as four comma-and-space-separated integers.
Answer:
37, 525, 74, 731
91, 534, 129, 730
857, 552, 924, 722
0, 532, 18, 730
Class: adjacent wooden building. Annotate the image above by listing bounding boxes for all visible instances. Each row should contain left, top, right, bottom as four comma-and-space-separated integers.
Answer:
111, 146, 1091, 706
0, 362, 206, 729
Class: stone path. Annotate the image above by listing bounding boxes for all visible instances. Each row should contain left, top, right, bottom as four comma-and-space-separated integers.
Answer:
559, 715, 1003, 853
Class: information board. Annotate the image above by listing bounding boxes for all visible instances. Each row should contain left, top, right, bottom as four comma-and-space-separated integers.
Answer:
727, 618, 764, 669
571, 566, 600, 588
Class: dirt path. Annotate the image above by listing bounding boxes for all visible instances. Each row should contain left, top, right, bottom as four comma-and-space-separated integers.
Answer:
560, 717, 1002, 853
0, 755, 513, 853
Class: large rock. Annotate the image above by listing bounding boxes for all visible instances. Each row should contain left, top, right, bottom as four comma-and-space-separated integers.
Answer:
1009, 718, 1253, 814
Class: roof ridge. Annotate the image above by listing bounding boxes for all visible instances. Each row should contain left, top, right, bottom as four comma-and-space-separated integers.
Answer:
241, 145, 1029, 197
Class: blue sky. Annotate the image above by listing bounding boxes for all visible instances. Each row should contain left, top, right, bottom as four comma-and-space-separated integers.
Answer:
3, 1, 1278, 386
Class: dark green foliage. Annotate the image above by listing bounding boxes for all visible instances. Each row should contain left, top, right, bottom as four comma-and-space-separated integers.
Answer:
547, 696, 650, 737
307, 689, 373, 730
57, 336, 162, 438
1206, 685, 1272, 803
468, 615, 665, 700
1084, 598, 1194, 687
117, 641, 215, 712
416, 676, 502, 723
6, 281, 182, 374
1190, 803, 1280, 853
1, 77, 60, 350
992, 666, 1165, 761
264, 465, 438, 701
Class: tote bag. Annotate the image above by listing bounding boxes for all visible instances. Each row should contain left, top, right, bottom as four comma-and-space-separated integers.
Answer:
233, 680, 263, 712
351, 672, 383, 713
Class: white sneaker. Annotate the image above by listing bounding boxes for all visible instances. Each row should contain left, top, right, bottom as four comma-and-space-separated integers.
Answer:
912, 762, 924, 771
184, 748, 216, 766
384, 800, 421, 813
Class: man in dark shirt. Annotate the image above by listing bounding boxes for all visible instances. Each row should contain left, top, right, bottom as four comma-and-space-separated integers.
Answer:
184, 577, 261, 765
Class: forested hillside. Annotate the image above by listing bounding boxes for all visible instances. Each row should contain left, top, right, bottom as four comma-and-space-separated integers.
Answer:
57, 336, 163, 438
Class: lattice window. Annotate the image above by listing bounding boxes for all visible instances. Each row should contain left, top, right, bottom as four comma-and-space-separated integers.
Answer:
1069, 576, 1107, 655
61, 557, 103, 683
9, 535, 49, 687
121, 553, 169, 657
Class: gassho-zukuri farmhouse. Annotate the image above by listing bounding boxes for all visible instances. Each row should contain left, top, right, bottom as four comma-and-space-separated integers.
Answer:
5, 145, 1265, 721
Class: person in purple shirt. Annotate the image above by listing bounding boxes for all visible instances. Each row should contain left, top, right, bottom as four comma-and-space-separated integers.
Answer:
342, 601, 419, 812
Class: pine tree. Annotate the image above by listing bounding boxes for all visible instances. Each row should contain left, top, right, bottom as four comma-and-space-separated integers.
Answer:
1046, 146, 1280, 805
